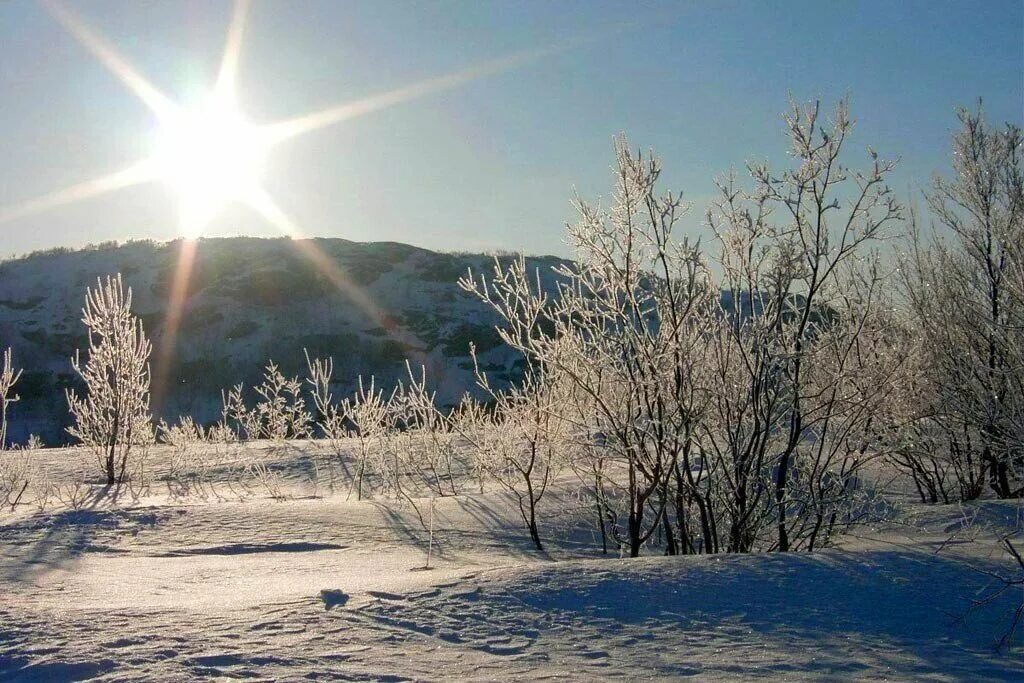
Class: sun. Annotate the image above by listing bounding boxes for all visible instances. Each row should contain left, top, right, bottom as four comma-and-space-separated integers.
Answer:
153, 94, 269, 237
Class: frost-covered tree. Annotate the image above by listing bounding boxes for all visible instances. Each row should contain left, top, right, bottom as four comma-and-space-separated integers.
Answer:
0, 347, 22, 450
469, 345, 568, 551
464, 136, 717, 557
901, 104, 1024, 499
704, 99, 903, 551
66, 274, 153, 486
465, 99, 903, 556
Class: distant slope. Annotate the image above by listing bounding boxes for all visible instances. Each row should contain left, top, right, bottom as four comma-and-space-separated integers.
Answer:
0, 237, 567, 444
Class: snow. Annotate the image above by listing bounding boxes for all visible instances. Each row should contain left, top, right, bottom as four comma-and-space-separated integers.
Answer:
1, 441, 1021, 681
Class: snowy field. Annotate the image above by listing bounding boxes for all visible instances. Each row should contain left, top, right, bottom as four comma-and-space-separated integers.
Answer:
1, 441, 1022, 681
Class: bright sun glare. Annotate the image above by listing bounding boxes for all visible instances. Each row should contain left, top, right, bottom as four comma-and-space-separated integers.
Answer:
153, 96, 268, 237
2, 0, 566, 241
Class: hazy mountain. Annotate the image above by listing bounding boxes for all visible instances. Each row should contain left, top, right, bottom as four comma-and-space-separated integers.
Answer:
0, 237, 567, 445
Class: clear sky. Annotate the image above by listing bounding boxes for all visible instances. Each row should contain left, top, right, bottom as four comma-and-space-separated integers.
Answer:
0, 0, 1021, 258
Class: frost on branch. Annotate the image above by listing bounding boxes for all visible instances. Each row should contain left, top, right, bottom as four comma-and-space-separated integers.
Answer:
0, 347, 30, 511
0, 347, 22, 451
221, 361, 312, 442
468, 344, 568, 552
66, 274, 153, 486
340, 375, 391, 501
899, 104, 1024, 501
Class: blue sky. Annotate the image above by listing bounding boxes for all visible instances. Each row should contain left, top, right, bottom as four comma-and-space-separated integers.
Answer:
0, 0, 1021, 258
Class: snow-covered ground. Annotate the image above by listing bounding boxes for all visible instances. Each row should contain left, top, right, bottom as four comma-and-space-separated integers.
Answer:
1, 441, 1021, 681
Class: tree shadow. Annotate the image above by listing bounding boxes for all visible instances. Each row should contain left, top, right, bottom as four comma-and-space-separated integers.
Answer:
366, 501, 431, 555
449, 494, 556, 562
0, 487, 157, 585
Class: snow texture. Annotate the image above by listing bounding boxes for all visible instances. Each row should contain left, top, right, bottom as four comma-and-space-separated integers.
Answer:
1, 441, 1021, 681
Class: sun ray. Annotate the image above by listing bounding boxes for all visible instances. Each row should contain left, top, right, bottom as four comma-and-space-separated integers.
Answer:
150, 237, 199, 415
0, 158, 160, 225
261, 42, 569, 146
39, 0, 178, 121
25, 1, 617, 240
215, 0, 251, 100
245, 188, 386, 322
246, 187, 427, 361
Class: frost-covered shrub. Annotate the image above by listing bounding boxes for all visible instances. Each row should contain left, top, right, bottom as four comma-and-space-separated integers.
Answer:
253, 361, 311, 441
467, 350, 568, 551
157, 416, 207, 447
341, 375, 391, 501
0, 350, 50, 512
221, 360, 311, 442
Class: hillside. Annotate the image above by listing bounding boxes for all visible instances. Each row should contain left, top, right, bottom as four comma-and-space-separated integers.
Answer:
0, 237, 565, 445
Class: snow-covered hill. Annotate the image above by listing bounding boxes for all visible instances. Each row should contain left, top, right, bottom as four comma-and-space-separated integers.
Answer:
0, 238, 565, 445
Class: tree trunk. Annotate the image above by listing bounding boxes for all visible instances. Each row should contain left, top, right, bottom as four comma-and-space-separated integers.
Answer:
355, 448, 366, 501
105, 445, 116, 486
523, 465, 544, 552
777, 440, 796, 552
628, 509, 642, 558
594, 468, 608, 555
528, 513, 544, 552
628, 461, 642, 557
992, 458, 1012, 499
662, 504, 677, 556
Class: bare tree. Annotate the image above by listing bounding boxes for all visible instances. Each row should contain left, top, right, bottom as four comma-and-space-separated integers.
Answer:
464, 135, 716, 557
464, 99, 902, 557
901, 104, 1024, 499
66, 274, 153, 486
